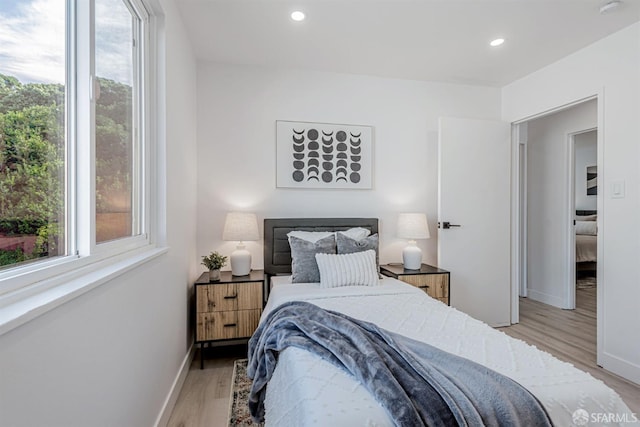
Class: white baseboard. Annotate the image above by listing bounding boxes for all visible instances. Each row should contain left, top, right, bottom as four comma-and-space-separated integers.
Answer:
526, 288, 564, 308
601, 351, 640, 386
154, 343, 195, 427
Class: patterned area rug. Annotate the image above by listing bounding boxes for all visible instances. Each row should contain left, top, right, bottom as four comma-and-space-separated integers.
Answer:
228, 359, 262, 427
577, 276, 597, 289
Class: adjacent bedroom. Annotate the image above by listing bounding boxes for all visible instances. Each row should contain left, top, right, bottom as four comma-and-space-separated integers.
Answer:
575, 130, 599, 289
1, 1, 639, 427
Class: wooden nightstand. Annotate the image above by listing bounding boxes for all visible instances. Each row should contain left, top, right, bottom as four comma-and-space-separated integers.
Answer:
380, 263, 450, 305
195, 270, 264, 368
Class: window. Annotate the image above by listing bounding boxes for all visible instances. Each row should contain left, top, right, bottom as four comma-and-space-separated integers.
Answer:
95, 0, 142, 243
0, 0, 154, 294
0, 0, 67, 269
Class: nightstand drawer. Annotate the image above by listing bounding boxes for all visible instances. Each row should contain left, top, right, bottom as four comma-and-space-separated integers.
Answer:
196, 309, 261, 341
380, 264, 450, 306
196, 282, 262, 313
400, 274, 449, 300
401, 274, 449, 298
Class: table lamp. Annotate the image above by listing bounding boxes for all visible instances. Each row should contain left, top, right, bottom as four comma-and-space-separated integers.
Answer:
397, 213, 430, 270
222, 212, 259, 276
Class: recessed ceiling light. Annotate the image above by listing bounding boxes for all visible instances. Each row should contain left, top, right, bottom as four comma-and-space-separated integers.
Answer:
291, 11, 305, 21
490, 38, 505, 47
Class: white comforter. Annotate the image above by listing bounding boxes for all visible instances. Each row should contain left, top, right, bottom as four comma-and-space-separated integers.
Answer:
261, 277, 635, 427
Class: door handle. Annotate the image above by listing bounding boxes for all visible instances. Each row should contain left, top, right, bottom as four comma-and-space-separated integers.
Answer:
439, 221, 461, 229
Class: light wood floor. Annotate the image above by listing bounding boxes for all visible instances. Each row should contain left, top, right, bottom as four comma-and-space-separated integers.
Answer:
167, 345, 247, 427
167, 287, 639, 426
501, 287, 640, 414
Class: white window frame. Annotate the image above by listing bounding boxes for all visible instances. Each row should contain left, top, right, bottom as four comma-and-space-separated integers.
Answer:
0, 0, 163, 330
91, 0, 149, 252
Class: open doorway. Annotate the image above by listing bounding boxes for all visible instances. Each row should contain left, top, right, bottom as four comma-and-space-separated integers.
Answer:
512, 98, 601, 362
512, 95, 606, 365
572, 129, 598, 308
516, 99, 598, 307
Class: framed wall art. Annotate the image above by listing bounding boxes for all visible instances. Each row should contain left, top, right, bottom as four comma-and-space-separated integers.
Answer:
276, 120, 373, 189
586, 165, 597, 196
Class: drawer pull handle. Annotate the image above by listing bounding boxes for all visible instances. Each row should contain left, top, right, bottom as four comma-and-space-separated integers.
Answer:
418, 286, 429, 289
224, 323, 237, 328
224, 294, 238, 299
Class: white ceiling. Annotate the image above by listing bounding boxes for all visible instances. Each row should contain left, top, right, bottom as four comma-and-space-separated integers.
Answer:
175, 0, 640, 87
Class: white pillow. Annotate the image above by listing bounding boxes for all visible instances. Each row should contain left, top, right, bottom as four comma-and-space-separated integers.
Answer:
287, 230, 335, 243
576, 221, 597, 235
337, 227, 371, 241
315, 250, 378, 288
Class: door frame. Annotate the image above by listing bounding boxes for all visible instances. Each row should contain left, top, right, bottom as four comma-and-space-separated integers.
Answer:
510, 92, 603, 360
510, 124, 527, 324
566, 127, 597, 310
511, 92, 604, 365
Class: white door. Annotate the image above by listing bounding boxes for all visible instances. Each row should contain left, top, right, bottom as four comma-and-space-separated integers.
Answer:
438, 117, 511, 327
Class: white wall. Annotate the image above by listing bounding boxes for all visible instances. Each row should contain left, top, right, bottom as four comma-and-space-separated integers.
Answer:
525, 100, 596, 307
503, 23, 640, 384
575, 130, 597, 211
196, 63, 501, 273
0, 1, 199, 425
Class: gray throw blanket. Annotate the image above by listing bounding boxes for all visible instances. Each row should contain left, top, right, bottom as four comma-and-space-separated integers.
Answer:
247, 301, 553, 427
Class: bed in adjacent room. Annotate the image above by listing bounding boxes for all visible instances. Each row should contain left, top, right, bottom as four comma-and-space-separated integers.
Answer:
250, 217, 631, 426
576, 210, 597, 277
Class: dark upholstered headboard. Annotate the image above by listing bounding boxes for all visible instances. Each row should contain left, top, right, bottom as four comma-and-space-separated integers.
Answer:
576, 210, 597, 216
263, 218, 378, 276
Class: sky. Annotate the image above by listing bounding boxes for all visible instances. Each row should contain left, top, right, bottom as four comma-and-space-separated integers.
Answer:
0, 0, 21, 16
0, 0, 133, 86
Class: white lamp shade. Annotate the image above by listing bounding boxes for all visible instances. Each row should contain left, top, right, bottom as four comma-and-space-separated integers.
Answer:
397, 213, 430, 240
222, 212, 259, 242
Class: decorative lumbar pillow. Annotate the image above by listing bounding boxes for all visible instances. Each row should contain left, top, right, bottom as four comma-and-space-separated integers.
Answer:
289, 235, 336, 283
287, 230, 335, 243
576, 214, 597, 222
338, 227, 371, 241
576, 221, 597, 236
315, 250, 379, 288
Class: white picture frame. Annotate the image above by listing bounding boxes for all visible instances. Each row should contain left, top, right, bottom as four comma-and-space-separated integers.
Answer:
276, 120, 373, 189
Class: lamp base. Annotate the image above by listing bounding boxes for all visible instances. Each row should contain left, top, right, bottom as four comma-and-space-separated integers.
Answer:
402, 241, 422, 270
230, 244, 251, 276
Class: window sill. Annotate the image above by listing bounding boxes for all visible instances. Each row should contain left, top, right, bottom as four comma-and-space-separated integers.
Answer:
0, 246, 168, 337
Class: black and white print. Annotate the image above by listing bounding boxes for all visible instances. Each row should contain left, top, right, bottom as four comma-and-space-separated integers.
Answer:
277, 121, 373, 189
586, 165, 597, 196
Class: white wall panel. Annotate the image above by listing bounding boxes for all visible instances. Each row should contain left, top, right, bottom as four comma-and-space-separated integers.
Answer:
196, 64, 501, 270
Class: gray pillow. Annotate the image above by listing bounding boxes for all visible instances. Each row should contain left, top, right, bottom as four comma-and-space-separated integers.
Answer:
289, 235, 337, 283
336, 232, 379, 269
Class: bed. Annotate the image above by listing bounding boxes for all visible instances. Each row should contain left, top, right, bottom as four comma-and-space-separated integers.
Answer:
256, 217, 632, 426
576, 210, 597, 276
